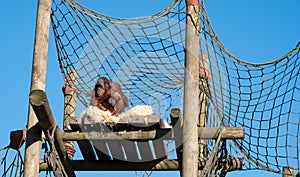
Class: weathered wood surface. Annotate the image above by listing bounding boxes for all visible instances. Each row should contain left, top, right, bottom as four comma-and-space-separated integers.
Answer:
63, 70, 77, 160
69, 117, 243, 140
183, 0, 201, 176
198, 127, 244, 139
70, 115, 161, 131
62, 126, 243, 162
25, 0, 53, 175
40, 157, 243, 171
69, 114, 170, 162
60, 129, 172, 141
107, 140, 126, 160
170, 108, 183, 175
93, 140, 111, 161
62, 127, 244, 141
137, 141, 155, 161
152, 140, 168, 160
66, 106, 243, 168
29, 90, 75, 177
120, 140, 140, 161
69, 115, 98, 161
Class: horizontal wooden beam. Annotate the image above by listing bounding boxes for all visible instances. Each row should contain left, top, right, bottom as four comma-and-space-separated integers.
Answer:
39, 158, 243, 171
70, 115, 161, 131
60, 127, 243, 141
60, 129, 172, 141
198, 127, 244, 139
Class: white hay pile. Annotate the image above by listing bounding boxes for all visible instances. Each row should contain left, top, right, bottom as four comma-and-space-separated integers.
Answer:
79, 105, 155, 124
127, 105, 153, 117
79, 106, 120, 124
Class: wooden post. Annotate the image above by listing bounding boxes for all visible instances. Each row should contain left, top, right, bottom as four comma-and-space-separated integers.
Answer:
283, 166, 294, 177
183, 0, 200, 177
170, 108, 183, 176
29, 90, 76, 177
199, 54, 210, 159
63, 70, 77, 160
198, 54, 210, 127
24, 0, 52, 176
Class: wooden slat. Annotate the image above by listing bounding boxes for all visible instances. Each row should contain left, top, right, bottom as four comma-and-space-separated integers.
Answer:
69, 116, 80, 130
128, 115, 161, 130
77, 141, 97, 160
170, 108, 183, 176
70, 115, 161, 131
152, 140, 167, 160
93, 140, 111, 161
137, 142, 154, 161
106, 141, 126, 161
69, 117, 97, 161
60, 129, 172, 141
121, 141, 140, 161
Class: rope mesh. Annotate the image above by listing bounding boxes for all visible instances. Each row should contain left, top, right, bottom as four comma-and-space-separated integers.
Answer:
0, 147, 24, 176
51, 0, 300, 174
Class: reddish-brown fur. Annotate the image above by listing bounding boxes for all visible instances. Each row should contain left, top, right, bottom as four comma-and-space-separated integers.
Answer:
91, 77, 129, 116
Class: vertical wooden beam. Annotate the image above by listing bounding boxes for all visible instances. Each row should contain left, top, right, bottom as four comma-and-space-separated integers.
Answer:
183, 0, 200, 177
198, 54, 210, 127
283, 166, 294, 177
199, 54, 210, 159
63, 70, 77, 160
170, 108, 183, 176
24, 0, 52, 176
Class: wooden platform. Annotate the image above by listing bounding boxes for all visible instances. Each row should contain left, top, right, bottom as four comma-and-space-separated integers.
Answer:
31, 89, 244, 174
69, 115, 169, 162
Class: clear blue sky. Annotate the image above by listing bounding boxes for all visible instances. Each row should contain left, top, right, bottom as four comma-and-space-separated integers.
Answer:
0, 0, 299, 177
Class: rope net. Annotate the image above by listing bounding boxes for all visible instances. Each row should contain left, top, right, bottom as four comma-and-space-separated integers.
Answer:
0, 130, 26, 176
51, 0, 300, 174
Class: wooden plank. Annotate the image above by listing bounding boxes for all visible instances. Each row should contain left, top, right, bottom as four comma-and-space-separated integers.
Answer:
153, 115, 169, 159
70, 115, 161, 131
106, 141, 126, 161
39, 158, 243, 171
92, 140, 111, 161
77, 141, 97, 160
69, 117, 97, 161
113, 116, 129, 131
137, 142, 154, 161
60, 127, 243, 141
170, 108, 183, 176
69, 116, 80, 130
128, 115, 161, 128
198, 127, 244, 139
120, 141, 140, 161
152, 140, 168, 160
60, 129, 172, 141
41, 159, 179, 171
